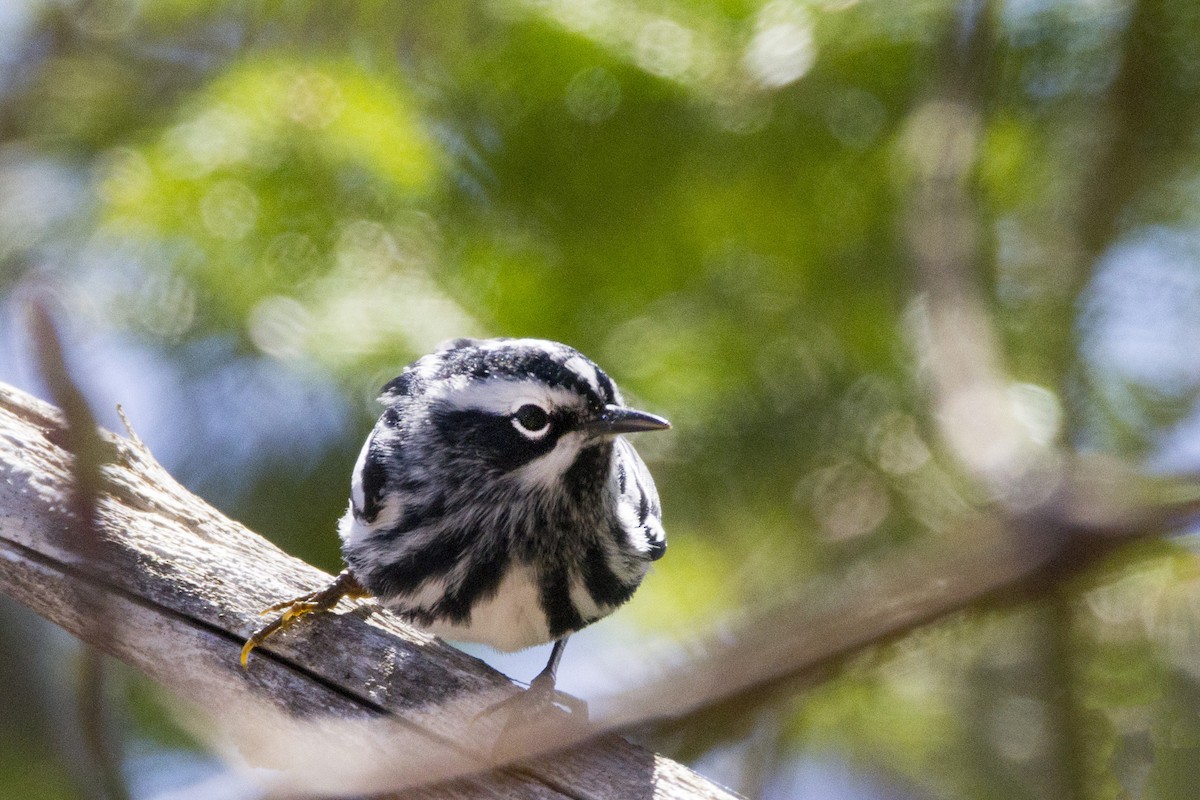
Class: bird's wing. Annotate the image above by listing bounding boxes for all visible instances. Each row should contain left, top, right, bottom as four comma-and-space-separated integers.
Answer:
613, 437, 667, 561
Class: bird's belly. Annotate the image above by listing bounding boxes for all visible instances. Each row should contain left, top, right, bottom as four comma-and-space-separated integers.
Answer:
421, 564, 552, 653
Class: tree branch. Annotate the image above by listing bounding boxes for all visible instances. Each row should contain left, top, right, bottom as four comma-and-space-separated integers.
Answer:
0, 380, 738, 800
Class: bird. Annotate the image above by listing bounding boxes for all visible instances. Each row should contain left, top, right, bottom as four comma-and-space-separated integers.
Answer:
241, 337, 670, 716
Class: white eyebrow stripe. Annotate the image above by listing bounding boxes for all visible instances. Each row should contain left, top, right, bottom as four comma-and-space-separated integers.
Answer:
563, 354, 601, 396
432, 378, 583, 415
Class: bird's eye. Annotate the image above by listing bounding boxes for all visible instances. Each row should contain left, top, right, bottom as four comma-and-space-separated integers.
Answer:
513, 404, 550, 433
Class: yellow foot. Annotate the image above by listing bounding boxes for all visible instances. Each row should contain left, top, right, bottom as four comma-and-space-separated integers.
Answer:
240, 569, 368, 668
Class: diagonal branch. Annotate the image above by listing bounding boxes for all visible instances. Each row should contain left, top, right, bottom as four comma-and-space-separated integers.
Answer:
591, 464, 1200, 735
0, 380, 738, 800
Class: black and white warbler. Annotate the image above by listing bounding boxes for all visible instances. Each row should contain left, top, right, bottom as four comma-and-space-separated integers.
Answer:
242, 337, 670, 710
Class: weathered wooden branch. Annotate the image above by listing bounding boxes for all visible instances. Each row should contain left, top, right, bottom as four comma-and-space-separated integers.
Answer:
0, 381, 739, 800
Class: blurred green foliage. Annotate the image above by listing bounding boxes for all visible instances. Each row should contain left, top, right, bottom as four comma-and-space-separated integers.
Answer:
3, 0, 1200, 797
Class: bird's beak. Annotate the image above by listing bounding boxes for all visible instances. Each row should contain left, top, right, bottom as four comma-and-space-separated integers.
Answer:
584, 405, 672, 436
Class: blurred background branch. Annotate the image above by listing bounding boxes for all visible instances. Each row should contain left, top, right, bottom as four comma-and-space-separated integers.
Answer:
29, 297, 128, 800
603, 463, 1200, 732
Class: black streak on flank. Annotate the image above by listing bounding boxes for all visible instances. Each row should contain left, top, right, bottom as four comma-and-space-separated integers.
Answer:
583, 538, 637, 608
367, 528, 470, 598
367, 491, 449, 548
541, 565, 586, 639
433, 542, 510, 624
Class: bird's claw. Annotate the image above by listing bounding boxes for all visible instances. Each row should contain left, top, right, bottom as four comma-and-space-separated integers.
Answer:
240, 571, 367, 668
258, 592, 321, 616
240, 608, 302, 668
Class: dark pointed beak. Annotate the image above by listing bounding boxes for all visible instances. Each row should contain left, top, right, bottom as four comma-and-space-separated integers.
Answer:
584, 405, 672, 436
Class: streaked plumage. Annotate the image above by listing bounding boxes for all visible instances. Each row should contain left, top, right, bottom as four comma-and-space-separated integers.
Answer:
242, 337, 669, 705
339, 337, 667, 653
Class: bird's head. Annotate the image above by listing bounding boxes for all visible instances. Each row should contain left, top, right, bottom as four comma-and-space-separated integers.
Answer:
379, 338, 669, 492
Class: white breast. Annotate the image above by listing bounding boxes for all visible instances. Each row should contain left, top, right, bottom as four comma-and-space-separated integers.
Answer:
417, 565, 552, 652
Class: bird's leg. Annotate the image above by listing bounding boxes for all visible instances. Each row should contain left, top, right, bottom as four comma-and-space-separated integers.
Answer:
240, 569, 369, 667
525, 637, 569, 704
477, 637, 588, 727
